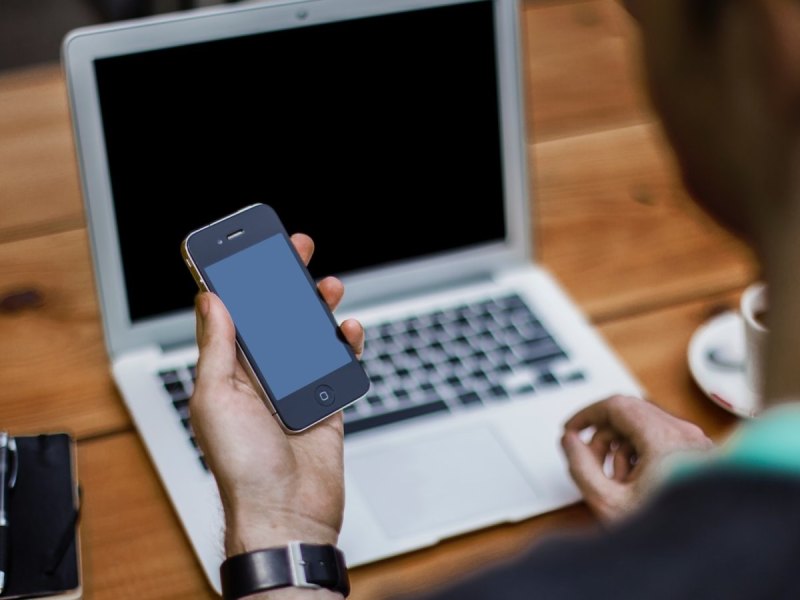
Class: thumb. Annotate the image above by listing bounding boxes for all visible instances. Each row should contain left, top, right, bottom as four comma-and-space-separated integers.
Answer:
561, 430, 621, 517
195, 292, 238, 385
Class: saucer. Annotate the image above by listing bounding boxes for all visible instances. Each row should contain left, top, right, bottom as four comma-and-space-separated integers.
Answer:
687, 311, 759, 418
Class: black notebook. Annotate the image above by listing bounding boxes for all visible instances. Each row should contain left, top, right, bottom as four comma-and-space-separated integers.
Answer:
2, 434, 81, 599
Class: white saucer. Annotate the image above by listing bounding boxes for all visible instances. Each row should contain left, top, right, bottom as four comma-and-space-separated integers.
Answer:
687, 311, 759, 418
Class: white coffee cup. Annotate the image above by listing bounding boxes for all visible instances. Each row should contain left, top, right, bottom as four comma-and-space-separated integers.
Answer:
740, 282, 768, 400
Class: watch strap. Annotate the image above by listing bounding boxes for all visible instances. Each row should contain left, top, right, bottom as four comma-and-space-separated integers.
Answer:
221, 542, 349, 599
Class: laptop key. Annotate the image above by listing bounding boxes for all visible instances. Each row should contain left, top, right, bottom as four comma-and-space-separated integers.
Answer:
159, 369, 180, 384
344, 400, 450, 436
470, 370, 489, 382
458, 392, 483, 406
523, 350, 567, 367
445, 375, 462, 388
471, 350, 488, 361
394, 389, 411, 402
537, 372, 559, 387
164, 380, 188, 400
489, 385, 509, 399
173, 399, 190, 419
564, 370, 586, 383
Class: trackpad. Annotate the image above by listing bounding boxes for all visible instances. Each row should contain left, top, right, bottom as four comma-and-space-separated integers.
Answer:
349, 425, 537, 539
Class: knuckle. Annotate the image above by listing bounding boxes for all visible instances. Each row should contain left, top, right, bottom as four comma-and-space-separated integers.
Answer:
605, 395, 636, 418
606, 395, 626, 410
680, 421, 707, 441
608, 394, 637, 410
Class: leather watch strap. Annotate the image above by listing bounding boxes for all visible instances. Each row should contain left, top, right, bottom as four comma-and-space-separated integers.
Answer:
297, 543, 349, 593
221, 542, 350, 599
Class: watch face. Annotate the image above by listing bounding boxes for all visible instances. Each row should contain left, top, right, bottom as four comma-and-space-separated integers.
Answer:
220, 543, 349, 600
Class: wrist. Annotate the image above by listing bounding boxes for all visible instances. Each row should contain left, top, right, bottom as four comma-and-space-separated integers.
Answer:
221, 542, 349, 600
225, 514, 339, 557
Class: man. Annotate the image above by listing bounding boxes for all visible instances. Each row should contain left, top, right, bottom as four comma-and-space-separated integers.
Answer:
189, 1, 800, 597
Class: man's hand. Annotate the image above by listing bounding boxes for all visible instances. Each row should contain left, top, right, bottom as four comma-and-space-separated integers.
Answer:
189, 233, 364, 557
561, 395, 713, 523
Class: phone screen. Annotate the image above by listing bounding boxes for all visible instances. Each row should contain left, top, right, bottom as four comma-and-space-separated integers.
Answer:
205, 233, 351, 401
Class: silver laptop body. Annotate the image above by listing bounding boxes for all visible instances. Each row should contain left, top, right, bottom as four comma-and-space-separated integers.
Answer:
63, 0, 642, 592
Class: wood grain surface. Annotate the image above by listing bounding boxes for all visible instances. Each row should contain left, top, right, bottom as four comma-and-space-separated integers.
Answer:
0, 0, 757, 597
534, 123, 756, 321
0, 64, 84, 242
523, 0, 648, 141
78, 432, 214, 599
0, 229, 130, 438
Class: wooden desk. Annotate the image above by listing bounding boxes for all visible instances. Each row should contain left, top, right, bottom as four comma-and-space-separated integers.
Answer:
0, 1, 755, 598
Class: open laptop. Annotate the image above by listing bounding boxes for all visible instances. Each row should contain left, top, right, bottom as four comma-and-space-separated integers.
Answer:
63, 0, 642, 592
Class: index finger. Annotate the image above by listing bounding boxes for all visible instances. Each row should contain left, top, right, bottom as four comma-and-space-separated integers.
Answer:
291, 232, 315, 266
565, 395, 645, 441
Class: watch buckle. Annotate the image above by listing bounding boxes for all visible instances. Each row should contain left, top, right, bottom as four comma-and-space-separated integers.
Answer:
288, 541, 320, 589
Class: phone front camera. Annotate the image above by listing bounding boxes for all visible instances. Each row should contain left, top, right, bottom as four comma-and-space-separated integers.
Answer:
217, 239, 223, 245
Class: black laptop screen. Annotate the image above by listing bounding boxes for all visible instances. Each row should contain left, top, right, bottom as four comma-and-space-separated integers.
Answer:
94, 0, 506, 323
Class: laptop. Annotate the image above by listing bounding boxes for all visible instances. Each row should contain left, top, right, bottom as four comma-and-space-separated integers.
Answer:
63, 0, 642, 592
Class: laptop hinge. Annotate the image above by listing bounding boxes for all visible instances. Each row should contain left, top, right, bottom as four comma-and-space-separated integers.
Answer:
160, 337, 198, 354
340, 271, 495, 313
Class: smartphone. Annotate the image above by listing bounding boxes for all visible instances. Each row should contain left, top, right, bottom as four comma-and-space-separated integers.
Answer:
181, 203, 370, 432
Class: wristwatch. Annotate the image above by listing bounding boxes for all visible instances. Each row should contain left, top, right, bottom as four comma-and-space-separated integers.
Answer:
220, 541, 350, 599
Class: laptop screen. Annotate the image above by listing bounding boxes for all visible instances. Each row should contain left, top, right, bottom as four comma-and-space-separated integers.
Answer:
94, 0, 506, 323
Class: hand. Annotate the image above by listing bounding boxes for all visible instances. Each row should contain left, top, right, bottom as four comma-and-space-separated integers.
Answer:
189, 234, 365, 557
561, 395, 713, 523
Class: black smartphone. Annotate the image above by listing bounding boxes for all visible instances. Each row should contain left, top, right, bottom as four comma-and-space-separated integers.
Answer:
181, 203, 370, 432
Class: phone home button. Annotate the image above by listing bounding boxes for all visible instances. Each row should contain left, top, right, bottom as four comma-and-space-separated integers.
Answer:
315, 385, 335, 406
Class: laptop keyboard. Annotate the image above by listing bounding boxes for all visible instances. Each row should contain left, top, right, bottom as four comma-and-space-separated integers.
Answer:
158, 293, 586, 467
349, 293, 584, 435
157, 365, 207, 471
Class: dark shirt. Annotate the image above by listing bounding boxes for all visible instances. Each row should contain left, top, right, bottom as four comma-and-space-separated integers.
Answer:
415, 470, 800, 599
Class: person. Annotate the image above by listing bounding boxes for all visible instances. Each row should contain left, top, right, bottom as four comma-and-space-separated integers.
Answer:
189, 0, 800, 597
